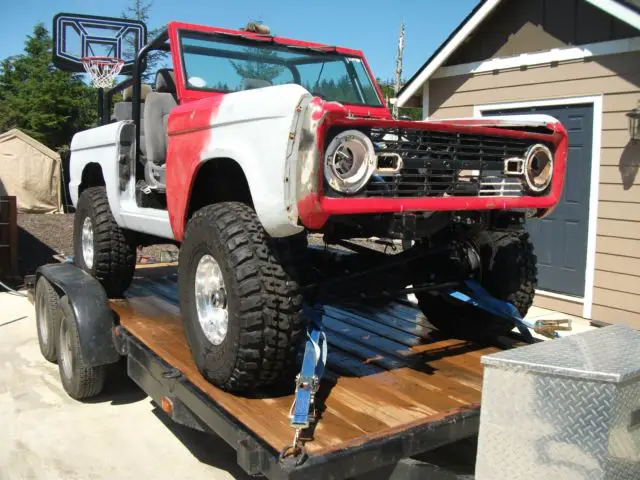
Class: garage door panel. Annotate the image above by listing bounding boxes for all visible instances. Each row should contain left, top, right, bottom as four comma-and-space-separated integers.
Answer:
487, 104, 593, 297
564, 147, 583, 204
563, 221, 582, 272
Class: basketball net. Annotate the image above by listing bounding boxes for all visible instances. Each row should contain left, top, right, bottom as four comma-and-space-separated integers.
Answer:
81, 56, 125, 89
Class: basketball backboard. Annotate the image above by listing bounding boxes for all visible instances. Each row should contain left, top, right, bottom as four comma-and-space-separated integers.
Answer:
52, 13, 147, 74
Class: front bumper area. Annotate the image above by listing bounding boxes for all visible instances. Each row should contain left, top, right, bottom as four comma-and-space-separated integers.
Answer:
296, 99, 568, 229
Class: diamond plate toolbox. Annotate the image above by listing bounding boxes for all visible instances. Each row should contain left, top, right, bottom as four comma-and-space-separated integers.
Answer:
476, 325, 640, 480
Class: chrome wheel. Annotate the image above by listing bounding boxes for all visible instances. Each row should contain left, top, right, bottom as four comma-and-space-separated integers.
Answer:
59, 320, 73, 380
81, 217, 94, 269
194, 254, 228, 345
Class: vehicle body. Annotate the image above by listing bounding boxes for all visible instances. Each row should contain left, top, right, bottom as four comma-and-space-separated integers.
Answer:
54, 14, 568, 393
66, 19, 567, 242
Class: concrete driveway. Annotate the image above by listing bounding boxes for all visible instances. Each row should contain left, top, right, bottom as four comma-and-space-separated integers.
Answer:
2, 288, 592, 479
0, 292, 250, 480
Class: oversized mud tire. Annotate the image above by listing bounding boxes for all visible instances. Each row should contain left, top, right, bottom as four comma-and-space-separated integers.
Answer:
178, 202, 304, 392
35, 276, 60, 363
416, 231, 537, 339
74, 186, 136, 297
57, 296, 107, 400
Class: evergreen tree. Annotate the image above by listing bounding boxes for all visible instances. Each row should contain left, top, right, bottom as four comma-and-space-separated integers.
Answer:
121, 0, 167, 82
231, 47, 285, 84
0, 24, 97, 150
377, 78, 422, 120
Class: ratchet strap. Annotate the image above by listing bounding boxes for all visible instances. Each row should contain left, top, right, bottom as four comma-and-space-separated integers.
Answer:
288, 305, 328, 450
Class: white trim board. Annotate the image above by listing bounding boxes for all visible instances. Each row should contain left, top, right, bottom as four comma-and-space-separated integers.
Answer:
586, 0, 640, 30
397, 0, 640, 107
475, 95, 603, 320
432, 37, 640, 79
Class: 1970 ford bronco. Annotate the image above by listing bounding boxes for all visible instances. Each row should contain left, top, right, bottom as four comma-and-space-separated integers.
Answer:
53, 14, 567, 392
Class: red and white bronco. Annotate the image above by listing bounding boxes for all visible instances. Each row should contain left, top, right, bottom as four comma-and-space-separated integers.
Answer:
63, 18, 567, 392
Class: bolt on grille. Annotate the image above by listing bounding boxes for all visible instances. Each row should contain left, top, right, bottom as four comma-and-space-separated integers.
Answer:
359, 127, 540, 198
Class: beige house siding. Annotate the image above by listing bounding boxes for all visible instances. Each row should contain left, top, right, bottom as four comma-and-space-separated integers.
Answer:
429, 50, 640, 328
445, 0, 637, 67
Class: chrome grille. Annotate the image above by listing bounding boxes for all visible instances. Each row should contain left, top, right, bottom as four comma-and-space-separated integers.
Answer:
352, 127, 542, 198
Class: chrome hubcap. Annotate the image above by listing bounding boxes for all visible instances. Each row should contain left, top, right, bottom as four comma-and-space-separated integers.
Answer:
81, 217, 94, 269
194, 254, 228, 345
60, 321, 73, 380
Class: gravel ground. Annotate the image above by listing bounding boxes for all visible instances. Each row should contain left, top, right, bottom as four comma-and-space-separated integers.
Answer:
16, 213, 396, 279
17, 213, 178, 278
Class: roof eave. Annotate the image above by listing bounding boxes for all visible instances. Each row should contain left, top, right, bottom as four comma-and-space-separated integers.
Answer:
397, 0, 640, 108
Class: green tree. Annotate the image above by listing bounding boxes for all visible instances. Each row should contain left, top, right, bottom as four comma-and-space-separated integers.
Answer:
230, 47, 285, 84
377, 78, 422, 120
121, 0, 167, 82
0, 24, 97, 150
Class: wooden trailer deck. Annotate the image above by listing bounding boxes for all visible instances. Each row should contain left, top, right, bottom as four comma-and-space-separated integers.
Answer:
109, 265, 515, 457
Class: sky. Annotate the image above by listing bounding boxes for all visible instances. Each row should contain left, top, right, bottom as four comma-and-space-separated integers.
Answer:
1, 0, 479, 82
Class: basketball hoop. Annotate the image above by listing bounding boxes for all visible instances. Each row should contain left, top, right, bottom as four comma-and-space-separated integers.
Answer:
81, 56, 125, 89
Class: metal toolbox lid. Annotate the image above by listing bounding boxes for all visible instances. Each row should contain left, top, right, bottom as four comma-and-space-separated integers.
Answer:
482, 325, 640, 383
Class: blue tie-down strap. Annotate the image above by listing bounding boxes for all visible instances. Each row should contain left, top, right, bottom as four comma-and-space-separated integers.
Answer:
290, 305, 328, 430
447, 280, 535, 342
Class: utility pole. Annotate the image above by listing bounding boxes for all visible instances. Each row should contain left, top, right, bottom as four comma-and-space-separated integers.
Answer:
393, 21, 405, 119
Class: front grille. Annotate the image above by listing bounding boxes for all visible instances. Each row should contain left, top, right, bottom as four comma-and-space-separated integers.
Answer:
353, 127, 541, 198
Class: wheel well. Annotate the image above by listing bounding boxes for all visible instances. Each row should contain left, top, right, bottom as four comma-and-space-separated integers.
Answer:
79, 163, 105, 194
186, 158, 253, 221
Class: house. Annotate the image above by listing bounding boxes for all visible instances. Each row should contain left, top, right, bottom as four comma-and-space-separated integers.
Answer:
397, 0, 640, 327
0, 129, 62, 214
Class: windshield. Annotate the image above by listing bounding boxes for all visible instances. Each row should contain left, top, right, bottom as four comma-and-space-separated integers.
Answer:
179, 32, 383, 107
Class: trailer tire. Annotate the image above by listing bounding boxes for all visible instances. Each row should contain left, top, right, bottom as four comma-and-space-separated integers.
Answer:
417, 231, 537, 339
35, 276, 60, 363
74, 186, 136, 298
179, 202, 304, 392
57, 296, 106, 400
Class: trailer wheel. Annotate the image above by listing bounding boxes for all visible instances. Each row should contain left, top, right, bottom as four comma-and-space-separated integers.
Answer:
179, 202, 304, 392
35, 276, 60, 363
417, 231, 537, 339
74, 186, 136, 297
57, 296, 106, 400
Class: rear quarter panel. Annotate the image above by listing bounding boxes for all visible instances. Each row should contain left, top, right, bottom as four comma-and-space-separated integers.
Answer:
69, 121, 131, 226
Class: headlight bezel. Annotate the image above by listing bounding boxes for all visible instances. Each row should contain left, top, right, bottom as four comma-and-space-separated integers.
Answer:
324, 129, 376, 195
523, 143, 554, 194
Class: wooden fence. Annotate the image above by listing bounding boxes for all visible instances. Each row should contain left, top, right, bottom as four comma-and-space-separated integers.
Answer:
0, 196, 18, 278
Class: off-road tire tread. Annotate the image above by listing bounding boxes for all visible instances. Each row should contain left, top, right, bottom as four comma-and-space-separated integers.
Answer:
477, 230, 537, 316
417, 231, 537, 339
180, 202, 304, 392
74, 187, 136, 297
58, 297, 106, 400
35, 276, 60, 363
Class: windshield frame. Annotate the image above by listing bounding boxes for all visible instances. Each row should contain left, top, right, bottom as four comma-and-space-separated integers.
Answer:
174, 27, 384, 108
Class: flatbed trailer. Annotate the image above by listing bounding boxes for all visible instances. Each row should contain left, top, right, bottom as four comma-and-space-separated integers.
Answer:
31, 263, 522, 479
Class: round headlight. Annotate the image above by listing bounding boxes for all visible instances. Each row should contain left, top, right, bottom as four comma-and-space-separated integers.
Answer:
524, 144, 553, 193
324, 130, 376, 194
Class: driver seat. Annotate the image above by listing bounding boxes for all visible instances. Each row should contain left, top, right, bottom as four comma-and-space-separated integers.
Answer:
143, 69, 177, 189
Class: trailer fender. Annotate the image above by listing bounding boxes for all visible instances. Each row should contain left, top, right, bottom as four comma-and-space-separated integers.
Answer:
36, 264, 120, 367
